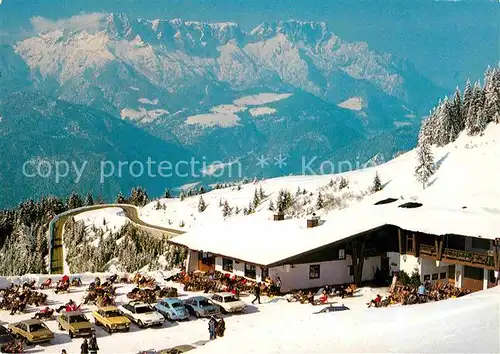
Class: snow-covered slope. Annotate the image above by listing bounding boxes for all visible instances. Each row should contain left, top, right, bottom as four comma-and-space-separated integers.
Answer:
72, 207, 129, 241
196, 285, 500, 354
139, 123, 500, 230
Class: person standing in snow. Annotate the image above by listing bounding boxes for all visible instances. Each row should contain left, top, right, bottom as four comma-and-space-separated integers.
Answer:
81, 338, 89, 354
275, 277, 282, 295
251, 283, 261, 304
216, 316, 226, 337
89, 333, 99, 354
208, 316, 217, 340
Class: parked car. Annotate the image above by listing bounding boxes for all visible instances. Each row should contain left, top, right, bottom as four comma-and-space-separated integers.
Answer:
0, 325, 15, 350
92, 306, 131, 333
155, 298, 189, 321
8, 319, 54, 344
57, 311, 95, 338
183, 296, 220, 318
161, 344, 196, 354
313, 304, 350, 314
210, 292, 246, 314
119, 301, 165, 328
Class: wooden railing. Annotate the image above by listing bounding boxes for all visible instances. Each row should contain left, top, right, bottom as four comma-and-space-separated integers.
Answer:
419, 244, 495, 268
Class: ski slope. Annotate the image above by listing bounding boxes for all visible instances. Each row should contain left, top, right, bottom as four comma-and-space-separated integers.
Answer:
139, 123, 500, 231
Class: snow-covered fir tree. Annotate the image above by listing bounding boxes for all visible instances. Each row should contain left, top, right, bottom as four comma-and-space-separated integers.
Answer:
372, 172, 382, 192
414, 129, 435, 189
198, 195, 207, 212
484, 67, 500, 123
116, 192, 126, 204
252, 188, 261, 209
316, 192, 324, 209
339, 177, 349, 189
163, 188, 172, 198
84, 193, 94, 206
222, 200, 232, 217
462, 78, 473, 123
66, 192, 83, 210
259, 185, 266, 200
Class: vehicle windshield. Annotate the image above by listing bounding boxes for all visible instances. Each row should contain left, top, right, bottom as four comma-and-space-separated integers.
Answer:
104, 311, 122, 317
69, 315, 88, 323
223, 295, 239, 302
135, 306, 153, 314
171, 302, 183, 308
198, 300, 212, 307
29, 323, 48, 331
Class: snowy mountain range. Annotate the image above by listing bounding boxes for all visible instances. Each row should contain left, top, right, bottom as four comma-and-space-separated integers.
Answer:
0, 13, 450, 206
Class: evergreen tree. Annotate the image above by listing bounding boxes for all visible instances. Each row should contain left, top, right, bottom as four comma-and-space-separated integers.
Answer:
339, 177, 349, 189
96, 196, 105, 205
252, 188, 261, 209
247, 200, 254, 215
316, 192, 324, 209
198, 196, 207, 213
462, 78, 473, 123
84, 193, 94, 206
199, 185, 206, 194
474, 106, 488, 135
163, 188, 172, 199
66, 192, 83, 210
372, 172, 382, 192
268, 200, 275, 211
414, 132, 435, 189
222, 200, 232, 217
295, 186, 302, 197
234, 206, 241, 214
435, 97, 452, 146
449, 88, 463, 141
129, 187, 149, 206
243, 206, 249, 215
466, 81, 485, 135
179, 190, 186, 202
116, 191, 126, 204
155, 200, 162, 210
484, 67, 500, 123
259, 185, 266, 200
276, 189, 293, 212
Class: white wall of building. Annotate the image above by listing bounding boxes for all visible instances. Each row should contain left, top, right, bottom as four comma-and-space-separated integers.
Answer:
186, 250, 198, 272
399, 254, 421, 275
420, 258, 450, 285
233, 261, 245, 277
214, 257, 223, 271
268, 256, 381, 292
387, 252, 400, 275
362, 256, 382, 282
483, 269, 489, 290
455, 264, 464, 288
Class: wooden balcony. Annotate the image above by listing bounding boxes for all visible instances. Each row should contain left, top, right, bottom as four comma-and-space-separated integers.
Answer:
419, 244, 495, 269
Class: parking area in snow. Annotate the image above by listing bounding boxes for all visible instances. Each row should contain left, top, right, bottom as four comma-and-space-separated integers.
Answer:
0, 274, 385, 353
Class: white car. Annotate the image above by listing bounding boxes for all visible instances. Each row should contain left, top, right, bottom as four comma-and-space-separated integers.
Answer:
118, 301, 165, 328
210, 292, 246, 314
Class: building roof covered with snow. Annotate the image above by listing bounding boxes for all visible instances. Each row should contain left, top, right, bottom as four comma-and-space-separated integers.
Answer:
168, 199, 500, 267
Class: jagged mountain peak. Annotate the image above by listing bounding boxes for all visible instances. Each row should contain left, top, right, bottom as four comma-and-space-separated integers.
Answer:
250, 19, 331, 43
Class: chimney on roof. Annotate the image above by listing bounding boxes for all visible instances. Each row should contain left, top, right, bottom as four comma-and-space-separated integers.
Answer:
307, 213, 320, 228
273, 210, 285, 221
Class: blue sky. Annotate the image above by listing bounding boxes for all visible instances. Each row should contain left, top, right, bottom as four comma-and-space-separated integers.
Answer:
0, 0, 498, 89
